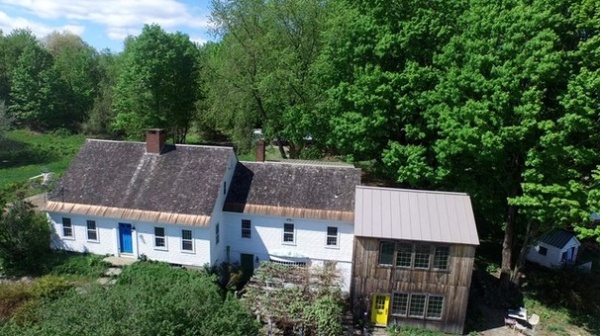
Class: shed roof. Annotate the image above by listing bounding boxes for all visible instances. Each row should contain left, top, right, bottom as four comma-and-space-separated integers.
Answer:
354, 186, 479, 245
538, 230, 579, 249
47, 139, 235, 225
223, 161, 361, 222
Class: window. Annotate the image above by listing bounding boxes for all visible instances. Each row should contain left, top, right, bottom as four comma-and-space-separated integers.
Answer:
433, 246, 450, 270
378, 241, 395, 265
326, 226, 338, 247
86, 220, 97, 241
391, 293, 409, 316
396, 243, 412, 268
62, 217, 72, 237
426, 296, 444, 319
216, 223, 220, 244
154, 227, 165, 248
182, 229, 193, 251
539, 246, 548, 256
413, 245, 431, 269
241, 220, 251, 238
408, 294, 427, 318
283, 223, 295, 243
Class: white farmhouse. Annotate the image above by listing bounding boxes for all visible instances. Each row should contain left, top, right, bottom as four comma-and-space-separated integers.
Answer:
44, 130, 360, 291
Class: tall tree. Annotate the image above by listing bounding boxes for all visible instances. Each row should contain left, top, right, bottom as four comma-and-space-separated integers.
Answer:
0, 29, 40, 105
113, 24, 199, 143
210, 0, 330, 157
84, 49, 121, 136
43, 31, 101, 127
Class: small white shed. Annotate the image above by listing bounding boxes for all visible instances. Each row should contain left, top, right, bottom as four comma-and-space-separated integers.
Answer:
526, 230, 581, 268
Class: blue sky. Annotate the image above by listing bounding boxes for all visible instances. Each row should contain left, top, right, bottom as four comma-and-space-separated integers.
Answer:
0, 0, 215, 52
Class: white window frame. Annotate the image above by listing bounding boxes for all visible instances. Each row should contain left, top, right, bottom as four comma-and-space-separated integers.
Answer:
325, 226, 339, 248
86, 220, 98, 242
282, 223, 295, 244
241, 219, 251, 238
181, 229, 194, 252
154, 227, 167, 249
62, 217, 74, 239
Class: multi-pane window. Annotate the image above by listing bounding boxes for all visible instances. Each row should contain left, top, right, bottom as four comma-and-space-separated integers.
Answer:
378, 241, 395, 265
216, 223, 220, 244
283, 223, 295, 243
408, 294, 427, 317
426, 296, 444, 319
182, 229, 193, 251
395, 243, 412, 268
86, 220, 97, 241
326, 226, 338, 246
378, 242, 450, 271
391, 293, 409, 316
433, 246, 450, 270
155, 227, 166, 248
241, 220, 251, 238
414, 245, 431, 269
62, 217, 72, 237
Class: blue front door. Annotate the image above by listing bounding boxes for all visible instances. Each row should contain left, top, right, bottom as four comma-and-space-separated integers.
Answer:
119, 223, 133, 253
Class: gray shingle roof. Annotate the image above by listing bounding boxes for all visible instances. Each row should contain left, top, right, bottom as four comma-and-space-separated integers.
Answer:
49, 139, 235, 216
354, 186, 479, 245
538, 230, 578, 249
223, 161, 361, 220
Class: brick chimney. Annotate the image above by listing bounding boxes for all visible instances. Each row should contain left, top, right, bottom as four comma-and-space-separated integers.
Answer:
146, 129, 166, 154
256, 139, 266, 162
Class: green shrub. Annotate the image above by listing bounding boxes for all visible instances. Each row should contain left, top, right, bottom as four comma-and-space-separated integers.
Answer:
31, 275, 71, 299
50, 252, 108, 278
387, 325, 445, 336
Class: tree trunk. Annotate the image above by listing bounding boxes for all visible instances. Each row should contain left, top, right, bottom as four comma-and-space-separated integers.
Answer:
275, 136, 287, 159
500, 203, 517, 290
511, 220, 535, 286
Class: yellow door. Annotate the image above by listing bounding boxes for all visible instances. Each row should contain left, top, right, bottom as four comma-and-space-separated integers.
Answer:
371, 294, 390, 326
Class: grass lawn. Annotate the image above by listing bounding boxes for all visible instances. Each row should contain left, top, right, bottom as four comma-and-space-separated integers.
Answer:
0, 130, 85, 189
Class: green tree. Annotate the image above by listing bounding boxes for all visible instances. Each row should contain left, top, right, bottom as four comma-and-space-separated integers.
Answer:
210, 0, 331, 157
113, 24, 200, 143
0, 29, 40, 104
43, 31, 101, 128
0, 191, 50, 275
84, 50, 122, 136
0, 100, 12, 139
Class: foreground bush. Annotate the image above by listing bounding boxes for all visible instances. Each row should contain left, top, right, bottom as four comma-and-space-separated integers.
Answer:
0, 262, 259, 336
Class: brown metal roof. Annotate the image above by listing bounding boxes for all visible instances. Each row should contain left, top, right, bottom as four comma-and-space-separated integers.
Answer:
48, 139, 235, 218
354, 186, 479, 245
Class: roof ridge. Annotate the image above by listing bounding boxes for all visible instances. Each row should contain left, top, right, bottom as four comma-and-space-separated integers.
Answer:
356, 185, 469, 196
86, 139, 234, 151
240, 160, 358, 169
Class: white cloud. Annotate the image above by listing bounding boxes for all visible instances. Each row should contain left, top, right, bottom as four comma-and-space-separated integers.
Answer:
1, 0, 211, 40
190, 36, 208, 45
0, 11, 84, 37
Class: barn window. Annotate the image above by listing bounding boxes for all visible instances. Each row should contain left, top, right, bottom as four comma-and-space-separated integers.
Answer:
413, 245, 431, 269
154, 227, 166, 248
86, 220, 98, 241
182, 229, 193, 251
408, 294, 426, 318
378, 241, 395, 265
538, 246, 548, 256
433, 246, 450, 270
62, 217, 73, 237
241, 220, 251, 238
391, 293, 409, 316
426, 296, 444, 319
395, 243, 412, 268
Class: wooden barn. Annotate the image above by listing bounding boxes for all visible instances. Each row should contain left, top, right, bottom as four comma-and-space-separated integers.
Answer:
351, 186, 480, 334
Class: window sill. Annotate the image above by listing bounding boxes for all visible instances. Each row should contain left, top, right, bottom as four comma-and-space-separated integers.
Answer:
62, 236, 75, 241
325, 245, 340, 250
181, 250, 196, 254
86, 239, 100, 244
154, 247, 168, 252
281, 242, 296, 246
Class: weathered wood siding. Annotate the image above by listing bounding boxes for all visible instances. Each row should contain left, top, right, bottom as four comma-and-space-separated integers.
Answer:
351, 237, 476, 334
